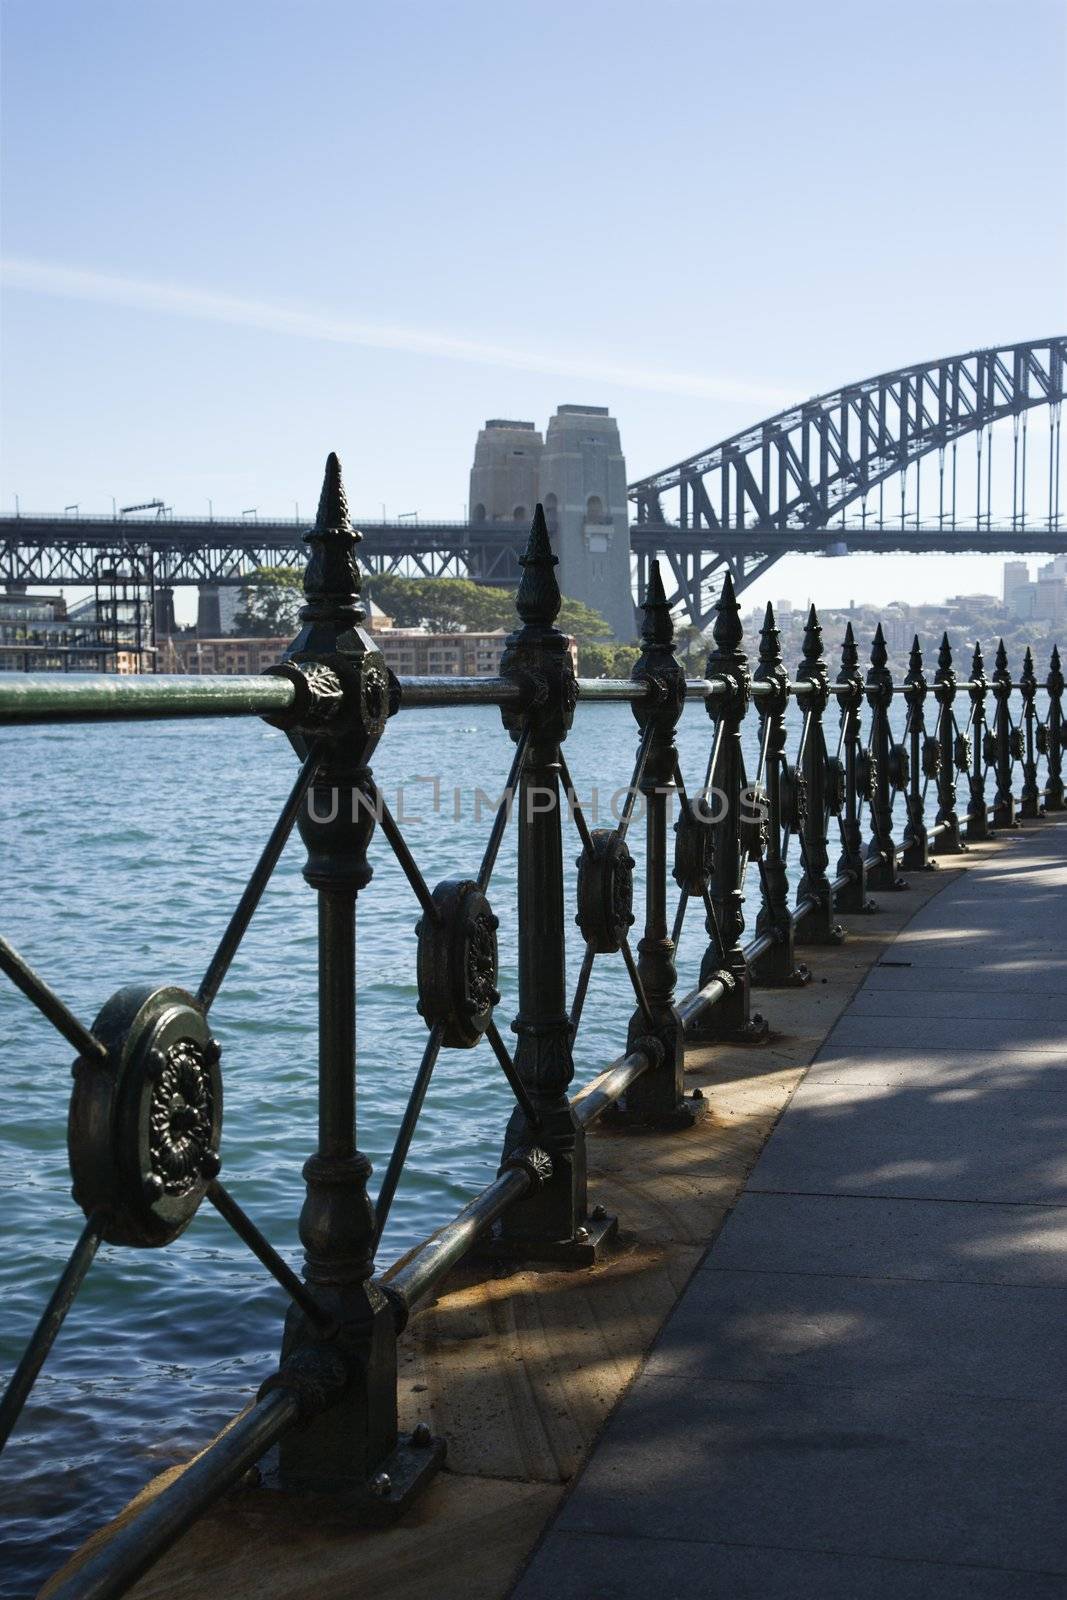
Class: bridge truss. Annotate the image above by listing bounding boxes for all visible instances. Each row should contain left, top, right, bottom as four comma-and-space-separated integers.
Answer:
629, 337, 1067, 627
1, 339, 1065, 634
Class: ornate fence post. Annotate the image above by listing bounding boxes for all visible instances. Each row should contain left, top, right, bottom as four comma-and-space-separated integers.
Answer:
274, 455, 429, 1501
992, 641, 1019, 830
1046, 645, 1065, 811
902, 635, 933, 870
932, 633, 965, 855
795, 606, 843, 943
622, 562, 700, 1125
864, 624, 905, 890
966, 643, 992, 842
835, 622, 872, 911
1020, 647, 1041, 820
752, 603, 809, 983
693, 574, 766, 1041
496, 508, 605, 1259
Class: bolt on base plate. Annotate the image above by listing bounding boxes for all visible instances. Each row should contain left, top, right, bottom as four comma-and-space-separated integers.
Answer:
257, 1429, 446, 1524
478, 1208, 618, 1268
601, 1091, 709, 1132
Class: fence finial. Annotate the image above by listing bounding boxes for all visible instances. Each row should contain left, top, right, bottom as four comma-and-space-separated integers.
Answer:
908, 634, 923, 679
293, 451, 365, 647
515, 504, 561, 629
759, 600, 782, 668
938, 631, 953, 676
712, 570, 743, 652
840, 619, 859, 674
640, 559, 674, 648
802, 603, 824, 669
315, 451, 350, 534
870, 621, 888, 669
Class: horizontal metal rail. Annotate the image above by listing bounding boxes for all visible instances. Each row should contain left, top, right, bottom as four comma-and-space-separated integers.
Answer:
379, 1166, 532, 1317
571, 1047, 654, 1127
0, 670, 1046, 726
0, 673, 297, 725
46, 1390, 300, 1600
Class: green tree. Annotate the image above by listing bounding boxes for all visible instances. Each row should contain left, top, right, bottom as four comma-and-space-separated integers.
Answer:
234, 565, 303, 636
610, 644, 641, 677
238, 567, 617, 643
557, 595, 614, 640
577, 642, 617, 676
365, 575, 612, 640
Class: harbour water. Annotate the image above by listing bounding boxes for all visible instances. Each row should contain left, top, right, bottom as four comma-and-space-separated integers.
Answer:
0, 688, 1000, 1594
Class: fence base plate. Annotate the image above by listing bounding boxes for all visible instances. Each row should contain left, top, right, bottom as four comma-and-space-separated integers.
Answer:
480, 1210, 618, 1267
259, 1431, 446, 1523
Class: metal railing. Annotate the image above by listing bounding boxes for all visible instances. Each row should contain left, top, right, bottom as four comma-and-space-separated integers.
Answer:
1, 452, 1064, 1600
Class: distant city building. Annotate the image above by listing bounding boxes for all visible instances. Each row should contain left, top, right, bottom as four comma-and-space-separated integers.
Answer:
469, 406, 635, 641
1002, 558, 1067, 622
1003, 559, 1032, 615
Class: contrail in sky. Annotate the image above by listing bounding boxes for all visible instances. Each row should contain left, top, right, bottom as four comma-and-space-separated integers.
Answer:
1, 257, 793, 408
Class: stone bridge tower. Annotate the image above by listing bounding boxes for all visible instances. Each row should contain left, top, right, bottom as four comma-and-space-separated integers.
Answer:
469, 406, 635, 640
538, 405, 635, 642
469, 420, 544, 526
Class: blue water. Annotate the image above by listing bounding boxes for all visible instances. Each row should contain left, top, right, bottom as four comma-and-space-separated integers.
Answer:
0, 689, 1018, 1594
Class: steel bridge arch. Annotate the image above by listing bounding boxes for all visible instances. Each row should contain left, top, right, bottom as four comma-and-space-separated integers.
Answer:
627, 336, 1067, 628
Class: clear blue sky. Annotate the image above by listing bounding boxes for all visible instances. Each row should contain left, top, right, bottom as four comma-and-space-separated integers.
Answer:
2, 0, 1065, 619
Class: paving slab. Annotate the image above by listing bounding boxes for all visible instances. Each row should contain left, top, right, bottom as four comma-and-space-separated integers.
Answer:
846, 987, 1067, 1022
747, 1079, 1067, 1203
550, 1378, 1067, 1573
826, 1012, 1066, 1052
638, 1267, 1067, 1395
805, 1047, 1067, 1090
862, 961, 1067, 992
515, 817, 1067, 1598
515, 1531, 1067, 1600
708, 1190, 1067, 1285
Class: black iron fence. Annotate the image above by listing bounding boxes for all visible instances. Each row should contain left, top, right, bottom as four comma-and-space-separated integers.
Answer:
0, 454, 1064, 1599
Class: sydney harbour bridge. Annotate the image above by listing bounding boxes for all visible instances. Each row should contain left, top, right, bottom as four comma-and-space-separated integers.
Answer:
2, 337, 1064, 635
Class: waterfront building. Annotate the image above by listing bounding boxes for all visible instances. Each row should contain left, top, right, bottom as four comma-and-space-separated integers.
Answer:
0, 590, 138, 672
159, 611, 578, 677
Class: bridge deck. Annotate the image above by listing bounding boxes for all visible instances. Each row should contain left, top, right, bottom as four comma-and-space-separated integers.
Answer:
515, 816, 1067, 1599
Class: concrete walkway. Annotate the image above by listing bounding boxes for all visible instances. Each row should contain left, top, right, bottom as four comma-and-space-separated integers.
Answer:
514, 817, 1067, 1599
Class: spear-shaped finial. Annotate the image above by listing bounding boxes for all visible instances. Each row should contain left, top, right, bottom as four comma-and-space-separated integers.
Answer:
938, 631, 953, 675
870, 621, 888, 670
758, 600, 782, 670
840, 619, 859, 675
908, 634, 923, 676
994, 638, 1009, 677
315, 450, 350, 533
297, 451, 364, 637
971, 640, 985, 679
802, 603, 824, 667
1022, 645, 1036, 686
712, 569, 743, 653
639, 558, 674, 650
514, 503, 561, 628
